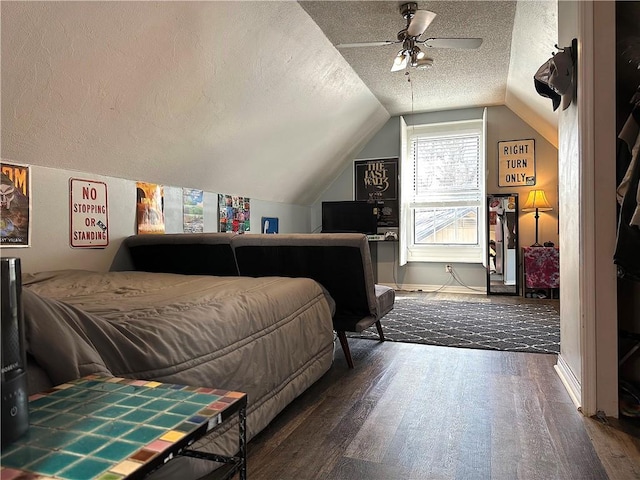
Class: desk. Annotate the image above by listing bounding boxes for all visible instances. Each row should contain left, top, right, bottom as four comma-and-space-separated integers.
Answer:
0, 375, 247, 480
367, 236, 397, 283
522, 246, 560, 298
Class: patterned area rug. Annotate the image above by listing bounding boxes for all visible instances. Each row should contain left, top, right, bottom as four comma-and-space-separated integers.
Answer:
348, 297, 560, 354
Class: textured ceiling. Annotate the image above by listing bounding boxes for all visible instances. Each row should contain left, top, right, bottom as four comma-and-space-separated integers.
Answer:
300, 1, 560, 146
300, 1, 518, 116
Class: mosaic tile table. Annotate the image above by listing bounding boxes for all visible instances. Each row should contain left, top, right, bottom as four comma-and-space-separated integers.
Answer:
0, 375, 247, 480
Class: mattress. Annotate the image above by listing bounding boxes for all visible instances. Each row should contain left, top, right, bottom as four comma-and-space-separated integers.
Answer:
22, 270, 335, 473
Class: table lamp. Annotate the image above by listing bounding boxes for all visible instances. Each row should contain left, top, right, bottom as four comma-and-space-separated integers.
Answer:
522, 189, 553, 247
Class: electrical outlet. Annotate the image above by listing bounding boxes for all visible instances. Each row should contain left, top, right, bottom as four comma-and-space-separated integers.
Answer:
445, 264, 452, 273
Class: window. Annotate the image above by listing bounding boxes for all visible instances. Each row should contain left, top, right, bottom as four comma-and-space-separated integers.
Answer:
401, 118, 486, 263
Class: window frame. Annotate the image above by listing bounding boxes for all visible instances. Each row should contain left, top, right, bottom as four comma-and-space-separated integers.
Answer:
402, 118, 486, 263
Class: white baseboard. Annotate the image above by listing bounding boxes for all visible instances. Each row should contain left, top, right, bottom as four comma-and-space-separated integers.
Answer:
555, 354, 582, 411
378, 283, 486, 295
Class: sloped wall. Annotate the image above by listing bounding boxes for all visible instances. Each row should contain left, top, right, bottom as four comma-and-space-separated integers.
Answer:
1, 2, 389, 207
505, 0, 559, 147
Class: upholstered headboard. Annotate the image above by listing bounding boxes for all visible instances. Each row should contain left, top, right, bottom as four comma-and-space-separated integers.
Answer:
110, 233, 239, 276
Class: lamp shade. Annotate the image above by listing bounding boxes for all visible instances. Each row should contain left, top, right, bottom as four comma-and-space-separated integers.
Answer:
522, 189, 552, 212
391, 51, 409, 72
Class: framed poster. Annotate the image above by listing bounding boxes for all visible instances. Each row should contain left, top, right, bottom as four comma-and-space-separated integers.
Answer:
219, 194, 250, 233
136, 182, 165, 234
354, 158, 399, 228
183, 188, 204, 233
0, 161, 31, 247
498, 139, 536, 187
69, 178, 109, 248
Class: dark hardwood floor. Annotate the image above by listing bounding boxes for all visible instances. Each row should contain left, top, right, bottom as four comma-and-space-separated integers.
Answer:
246, 337, 639, 480
193, 291, 633, 480
241, 292, 639, 479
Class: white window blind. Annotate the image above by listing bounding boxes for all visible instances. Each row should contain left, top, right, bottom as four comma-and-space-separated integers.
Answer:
412, 134, 481, 204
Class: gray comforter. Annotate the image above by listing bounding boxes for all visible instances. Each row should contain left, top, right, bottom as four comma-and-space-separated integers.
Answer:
22, 270, 335, 468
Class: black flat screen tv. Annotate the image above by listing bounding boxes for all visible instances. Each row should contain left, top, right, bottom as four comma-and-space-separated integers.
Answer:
321, 201, 378, 235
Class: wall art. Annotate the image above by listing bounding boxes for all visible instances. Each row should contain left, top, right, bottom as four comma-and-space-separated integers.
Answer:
0, 160, 31, 247
219, 194, 250, 233
136, 182, 165, 234
498, 139, 536, 187
69, 178, 109, 248
354, 158, 399, 228
183, 188, 204, 233
261, 217, 279, 234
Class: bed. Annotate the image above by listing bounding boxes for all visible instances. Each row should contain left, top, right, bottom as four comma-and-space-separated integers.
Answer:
22, 269, 335, 478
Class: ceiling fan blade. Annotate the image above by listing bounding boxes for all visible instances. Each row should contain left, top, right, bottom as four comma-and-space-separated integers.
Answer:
421, 38, 483, 49
407, 10, 437, 37
336, 41, 397, 49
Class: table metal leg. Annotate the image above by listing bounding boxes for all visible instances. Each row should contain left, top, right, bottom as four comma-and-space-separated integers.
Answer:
239, 406, 247, 480
181, 402, 248, 479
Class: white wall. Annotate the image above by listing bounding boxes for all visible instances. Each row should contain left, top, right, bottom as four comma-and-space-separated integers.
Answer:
0, 163, 311, 274
555, 0, 619, 416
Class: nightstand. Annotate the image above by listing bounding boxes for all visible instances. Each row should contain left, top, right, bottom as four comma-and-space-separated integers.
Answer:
522, 246, 560, 299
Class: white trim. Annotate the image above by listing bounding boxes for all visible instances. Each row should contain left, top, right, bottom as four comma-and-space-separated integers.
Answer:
555, 354, 582, 411
577, 0, 598, 418
399, 116, 409, 266
407, 119, 485, 139
378, 283, 486, 295
404, 118, 485, 263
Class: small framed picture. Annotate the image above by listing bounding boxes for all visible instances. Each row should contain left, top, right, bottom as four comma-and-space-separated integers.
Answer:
261, 217, 279, 234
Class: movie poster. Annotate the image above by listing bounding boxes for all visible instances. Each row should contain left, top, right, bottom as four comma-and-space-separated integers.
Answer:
136, 182, 165, 234
354, 158, 399, 228
183, 188, 204, 233
0, 161, 31, 247
218, 194, 250, 233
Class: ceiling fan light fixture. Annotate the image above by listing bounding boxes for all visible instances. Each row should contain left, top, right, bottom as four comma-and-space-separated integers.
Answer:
410, 47, 426, 67
391, 51, 409, 72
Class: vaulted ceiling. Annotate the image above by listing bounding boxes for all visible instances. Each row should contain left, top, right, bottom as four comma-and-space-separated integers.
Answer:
301, 1, 516, 116
1, 1, 559, 207
300, 1, 560, 145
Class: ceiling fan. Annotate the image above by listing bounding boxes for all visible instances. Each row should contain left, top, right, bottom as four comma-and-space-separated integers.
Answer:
336, 2, 483, 72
